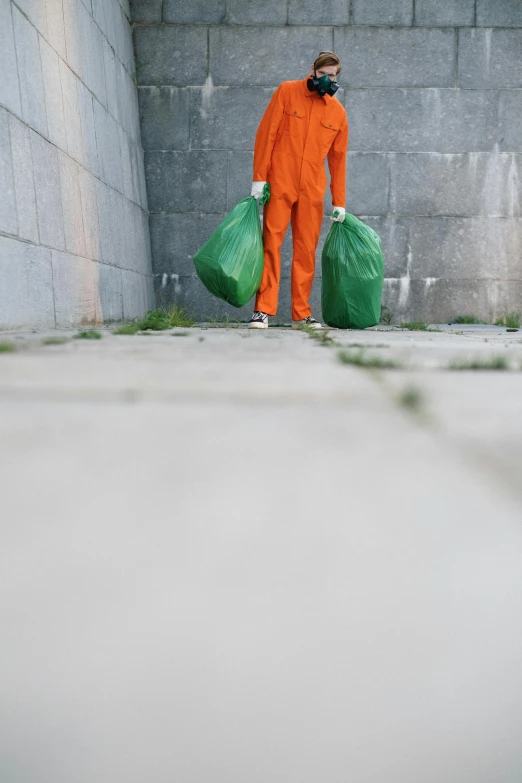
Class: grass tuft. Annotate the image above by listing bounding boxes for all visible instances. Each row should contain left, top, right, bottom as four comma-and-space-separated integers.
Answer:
338, 349, 400, 369
204, 313, 240, 328
139, 305, 195, 330
449, 356, 510, 371
506, 313, 521, 329
42, 336, 69, 345
132, 58, 151, 85
397, 385, 425, 414
302, 328, 337, 346
495, 313, 521, 328
400, 322, 441, 332
115, 306, 195, 334
0, 342, 16, 353
74, 330, 102, 340
345, 342, 390, 349
113, 323, 141, 335
380, 305, 393, 325
454, 315, 481, 324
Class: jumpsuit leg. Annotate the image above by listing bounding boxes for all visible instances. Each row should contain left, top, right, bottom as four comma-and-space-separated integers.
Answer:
255, 193, 294, 317
290, 194, 324, 321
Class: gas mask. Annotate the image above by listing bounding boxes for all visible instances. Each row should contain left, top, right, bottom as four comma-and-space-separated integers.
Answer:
307, 71, 339, 97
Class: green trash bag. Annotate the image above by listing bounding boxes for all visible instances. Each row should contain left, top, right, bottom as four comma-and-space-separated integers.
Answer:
321, 213, 384, 329
193, 185, 269, 308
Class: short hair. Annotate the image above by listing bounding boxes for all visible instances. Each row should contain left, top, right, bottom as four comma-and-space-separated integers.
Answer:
314, 51, 341, 75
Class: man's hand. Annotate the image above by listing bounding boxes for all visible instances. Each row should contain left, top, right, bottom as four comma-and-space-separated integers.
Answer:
251, 181, 267, 200
330, 206, 346, 222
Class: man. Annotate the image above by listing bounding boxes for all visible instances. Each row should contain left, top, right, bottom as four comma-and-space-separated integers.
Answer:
248, 51, 349, 330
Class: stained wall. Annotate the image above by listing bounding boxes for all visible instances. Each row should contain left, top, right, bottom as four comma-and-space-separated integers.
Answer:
0, 0, 154, 329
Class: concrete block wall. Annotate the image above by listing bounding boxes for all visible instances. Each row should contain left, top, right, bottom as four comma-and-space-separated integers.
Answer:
133, 0, 522, 324
0, 0, 154, 330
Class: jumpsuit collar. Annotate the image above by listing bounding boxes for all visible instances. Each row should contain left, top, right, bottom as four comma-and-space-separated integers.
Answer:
302, 75, 328, 104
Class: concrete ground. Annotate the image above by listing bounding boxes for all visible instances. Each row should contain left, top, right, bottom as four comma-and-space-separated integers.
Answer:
1, 323, 522, 783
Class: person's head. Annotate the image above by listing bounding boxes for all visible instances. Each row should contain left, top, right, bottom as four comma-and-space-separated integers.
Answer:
307, 51, 341, 97
311, 51, 341, 81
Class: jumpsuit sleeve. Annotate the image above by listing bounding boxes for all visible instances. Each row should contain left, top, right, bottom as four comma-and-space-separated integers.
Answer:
327, 115, 349, 206
253, 84, 285, 181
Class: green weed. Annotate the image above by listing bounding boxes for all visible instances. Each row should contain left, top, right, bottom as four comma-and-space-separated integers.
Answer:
345, 342, 390, 349
0, 342, 16, 353
380, 305, 393, 325
448, 356, 510, 371
42, 336, 69, 345
113, 323, 141, 335
338, 349, 400, 369
401, 321, 428, 330
132, 58, 150, 84
205, 313, 240, 328
138, 310, 173, 331
221, 314, 240, 327
395, 385, 435, 427
74, 330, 102, 340
495, 313, 521, 328
506, 313, 521, 329
400, 322, 441, 332
304, 328, 337, 346
397, 385, 425, 414
454, 315, 481, 324
138, 305, 195, 331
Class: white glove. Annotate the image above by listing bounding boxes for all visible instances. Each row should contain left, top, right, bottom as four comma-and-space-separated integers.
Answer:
251, 181, 267, 200
330, 206, 346, 222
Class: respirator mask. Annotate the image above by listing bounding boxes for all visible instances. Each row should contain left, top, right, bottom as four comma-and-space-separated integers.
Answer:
307, 71, 339, 97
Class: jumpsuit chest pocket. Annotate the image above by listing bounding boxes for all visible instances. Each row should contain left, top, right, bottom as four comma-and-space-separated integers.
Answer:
282, 107, 305, 137
319, 117, 339, 151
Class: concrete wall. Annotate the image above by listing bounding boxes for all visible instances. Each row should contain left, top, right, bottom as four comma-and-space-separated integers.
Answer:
133, 0, 522, 324
0, 0, 154, 330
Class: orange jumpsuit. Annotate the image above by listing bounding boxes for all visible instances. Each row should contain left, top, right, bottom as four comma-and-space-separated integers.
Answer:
253, 76, 349, 320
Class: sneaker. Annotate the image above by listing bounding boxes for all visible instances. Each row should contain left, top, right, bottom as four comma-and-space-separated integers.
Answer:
248, 311, 269, 329
292, 316, 322, 330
